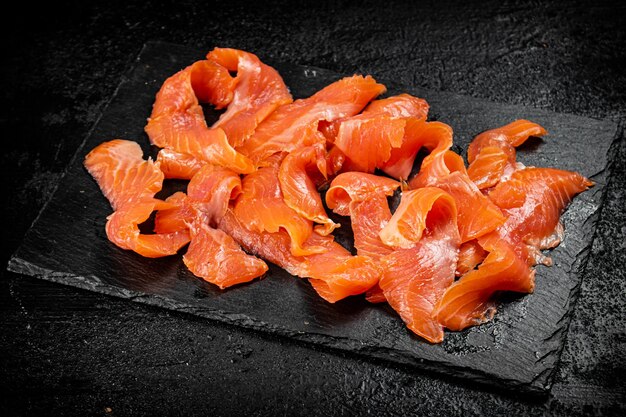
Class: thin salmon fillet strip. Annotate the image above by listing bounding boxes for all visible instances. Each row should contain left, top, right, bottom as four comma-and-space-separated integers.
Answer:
84, 140, 190, 257
156, 148, 205, 180
435, 167, 592, 330
145, 49, 291, 173
207, 48, 293, 147
233, 159, 328, 257
237, 75, 386, 164
410, 149, 506, 243
325, 172, 401, 304
278, 143, 339, 236
151, 164, 268, 288
325, 172, 400, 257
467, 120, 547, 189
219, 210, 380, 303
378, 188, 460, 343
183, 221, 268, 289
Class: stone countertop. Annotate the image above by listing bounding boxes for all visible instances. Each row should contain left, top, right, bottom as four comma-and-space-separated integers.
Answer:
1, 1, 624, 416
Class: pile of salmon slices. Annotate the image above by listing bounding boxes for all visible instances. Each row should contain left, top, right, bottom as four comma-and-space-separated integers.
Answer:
84, 48, 592, 343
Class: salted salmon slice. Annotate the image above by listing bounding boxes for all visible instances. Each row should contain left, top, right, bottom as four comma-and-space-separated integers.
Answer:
456, 240, 488, 276
435, 171, 506, 243
379, 187, 456, 249
326, 172, 401, 303
434, 238, 535, 330
154, 164, 243, 234
149, 165, 267, 288
410, 150, 506, 243
466, 146, 509, 190
329, 94, 430, 178
348, 197, 396, 259
363, 94, 429, 119
236, 75, 386, 164
326, 172, 400, 216
278, 143, 339, 236
182, 221, 268, 289
206, 48, 293, 147
186, 164, 242, 223
307, 254, 381, 303
352, 196, 396, 304
146, 49, 291, 174
326, 173, 400, 301
467, 120, 547, 189
407, 124, 456, 187
218, 209, 380, 302
334, 116, 407, 173
146, 110, 255, 174
325, 173, 400, 257
84, 140, 162, 210
321, 93, 429, 143
151, 59, 237, 115
378, 188, 460, 343
156, 148, 205, 180
232, 159, 327, 256
153, 191, 194, 235
84, 140, 190, 257
434, 166, 592, 330
468, 119, 548, 161
488, 167, 594, 265
382, 120, 452, 180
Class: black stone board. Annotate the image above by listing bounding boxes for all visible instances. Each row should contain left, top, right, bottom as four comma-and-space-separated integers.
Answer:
7, 41, 618, 394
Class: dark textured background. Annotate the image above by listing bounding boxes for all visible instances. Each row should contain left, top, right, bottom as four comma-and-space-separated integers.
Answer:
1, 1, 624, 415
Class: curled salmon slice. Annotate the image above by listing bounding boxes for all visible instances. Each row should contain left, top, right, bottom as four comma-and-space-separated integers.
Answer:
489, 167, 594, 265
151, 166, 265, 288
382, 120, 453, 180
183, 221, 268, 289
84, 140, 163, 210
278, 143, 339, 236
434, 239, 535, 331
153, 192, 194, 235
219, 210, 380, 303
434, 170, 507, 243
328, 94, 431, 179
154, 164, 243, 233
379, 187, 457, 249
326, 172, 400, 216
237, 75, 386, 164
206, 48, 293, 147
456, 240, 488, 277
326, 172, 399, 257
363, 93, 429, 119
326, 172, 401, 303
84, 140, 190, 257
435, 166, 592, 330
406, 122, 455, 186
156, 149, 205, 180
233, 161, 327, 256
467, 120, 547, 189
146, 109, 255, 174
146, 48, 291, 174
378, 188, 460, 343
410, 149, 506, 243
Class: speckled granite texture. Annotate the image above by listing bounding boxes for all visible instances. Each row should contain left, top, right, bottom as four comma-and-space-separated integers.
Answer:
1, 1, 624, 416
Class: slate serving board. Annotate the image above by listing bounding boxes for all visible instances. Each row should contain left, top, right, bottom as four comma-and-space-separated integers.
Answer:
7, 41, 618, 394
